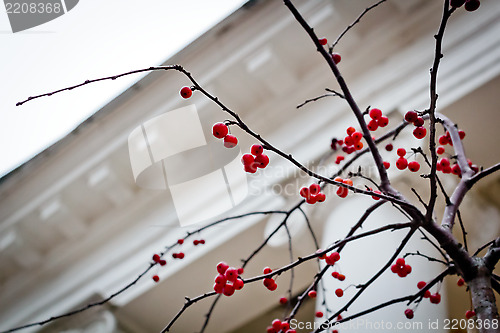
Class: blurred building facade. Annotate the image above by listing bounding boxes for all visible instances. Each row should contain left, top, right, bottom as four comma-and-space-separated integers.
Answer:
1, 0, 500, 332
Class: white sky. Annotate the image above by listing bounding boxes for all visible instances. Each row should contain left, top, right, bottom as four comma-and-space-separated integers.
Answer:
0, 0, 247, 177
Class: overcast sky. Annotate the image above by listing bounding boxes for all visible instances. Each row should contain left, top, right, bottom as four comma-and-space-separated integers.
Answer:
0, 0, 247, 177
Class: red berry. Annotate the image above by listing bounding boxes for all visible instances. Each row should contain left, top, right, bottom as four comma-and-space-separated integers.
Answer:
152, 275, 160, 282
244, 163, 257, 174
308, 290, 317, 298
436, 146, 445, 155
371, 190, 382, 200
223, 284, 235, 296
396, 157, 408, 170
237, 267, 244, 275
263, 278, 274, 288
180, 86, 192, 99
413, 116, 425, 127
404, 111, 418, 123
385, 143, 393, 151
272, 319, 282, 331
263, 267, 273, 274
413, 127, 427, 139
299, 187, 310, 198
331, 252, 340, 261
396, 258, 406, 266
464, 0, 480, 12
241, 154, 254, 165
397, 148, 406, 157
233, 278, 244, 290
225, 267, 239, 282
177, 239, 184, 245
159, 259, 167, 266
335, 155, 345, 164
405, 309, 414, 319
215, 274, 227, 285
200, 239, 205, 244
403, 264, 412, 275
408, 161, 420, 172
152, 254, 161, 263
383, 161, 390, 169
306, 195, 318, 205
417, 281, 427, 289
424, 290, 431, 298
193, 240, 199, 245
251, 144, 264, 156
337, 186, 348, 198
438, 135, 449, 145
268, 281, 278, 291
217, 262, 229, 275
281, 322, 290, 331
172, 253, 178, 259
223, 135, 238, 148
332, 53, 341, 64
316, 311, 324, 318
439, 157, 450, 168
335, 288, 344, 297
465, 310, 476, 319
177, 252, 185, 259
451, 163, 461, 176
367, 119, 379, 131
212, 122, 228, 139
316, 193, 326, 202
266, 327, 277, 333
352, 131, 363, 142
318, 38, 328, 45
332, 271, 339, 278
429, 293, 441, 304
458, 130, 466, 140
279, 297, 288, 305
457, 278, 465, 287
377, 116, 389, 127
214, 283, 224, 294
337, 274, 346, 281
254, 154, 269, 168
309, 184, 321, 195
346, 126, 356, 136
369, 108, 382, 120
354, 141, 364, 150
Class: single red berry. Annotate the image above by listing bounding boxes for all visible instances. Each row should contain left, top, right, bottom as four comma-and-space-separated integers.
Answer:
396, 157, 408, 170
344, 135, 354, 147
465, 310, 476, 319
439, 157, 450, 168
397, 148, 406, 157
413, 117, 425, 127
417, 281, 427, 289
385, 143, 394, 151
152, 275, 160, 282
332, 271, 339, 278
371, 190, 382, 200
215, 274, 227, 285
159, 259, 167, 266
451, 163, 461, 176
377, 116, 389, 127
241, 154, 254, 165
451, 0, 466, 7
251, 144, 264, 156
413, 126, 427, 139
272, 319, 282, 331
199, 239, 205, 244
397, 270, 408, 278
335, 288, 344, 297
354, 141, 364, 150
281, 322, 290, 331
217, 262, 229, 275
223, 135, 238, 148
346, 126, 356, 136
177, 252, 185, 259
237, 267, 244, 275
299, 187, 310, 198
408, 161, 420, 172
263, 278, 274, 288
306, 195, 318, 205
404, 111, 418, 123
316, 192, 326, 202
180, 86, 192, 99
212, 122, 228, 139
315, 311, 324, 318
172, 253, 178, 259
223, 284, 235, 296
308, 290, 317, 298
396, 258, 406, 267
351, 131, 363, 142
383, 161, 390, 169
254, 154, 269, 168
338, 274, 346, 281
457, 278, 465, 287
225, 267, 239, 282
331, 252, 340, 262
458, 130, 466, 140
403, 264, 412, 275
214, 283, 224, 294
429, 293, 441, 304
438, 135, 449, 145
369, 108, 382, 120
436, 146, 445, 155
263, 267, 273, 274
391, 265, 399, 274
244, 163, 257, 174
318, 38, 328, 45
193, 240, 199, 245
337, 186, 348, 198
367, 119, 379, 131
268, 281, 278, 291
152, 254, 161, 263
404, 309, 414, 319
464, 0, 480, 12
424, 290, 431, 298
233, 278, 244, 290
309, 184, 321, 195
332, 53, 341, 64
335, 155, 345, 164
177, 239, 184, 245
279, 297, 288, 305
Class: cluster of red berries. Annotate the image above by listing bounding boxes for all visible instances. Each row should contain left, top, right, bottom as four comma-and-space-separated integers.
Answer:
366, 108, 389, 132
213, 262, 244, 296
180, 86, 193, 99
451, 0, 480, 11
331, 271, 346, 281
366, 187, 383, 201
438, 129, 465, 147
263, 267, 278, 291
344, 126, 365, 152
299, 183, 326, 204
395, 148, 420, 172
416, 281, 441, 304
333, 177, 352, 198
391, 258, 412, 277
404, 111, 427, 139
212, 122, 238, 148
172, 252, 185, 259
151, 253, 168, 283
241, 144, 269, 173
318, 251, 341, 265
266, 319, 295, 333
193, 239, 205, 245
